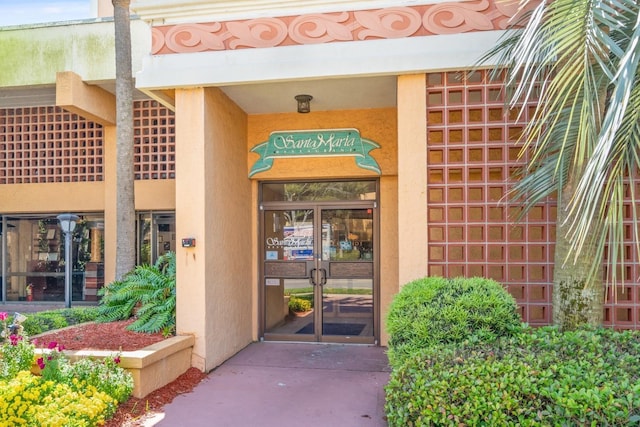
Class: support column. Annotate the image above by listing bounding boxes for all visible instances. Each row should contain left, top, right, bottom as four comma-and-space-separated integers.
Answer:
397, 74, 428, 287
55, 71, 117, 284
175, 87, 251, 372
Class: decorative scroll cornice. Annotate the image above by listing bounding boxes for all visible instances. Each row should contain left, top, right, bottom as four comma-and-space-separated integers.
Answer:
151, 0, 530, 55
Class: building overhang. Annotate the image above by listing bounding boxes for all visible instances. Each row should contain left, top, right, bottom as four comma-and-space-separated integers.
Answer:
136, 30, 506, 114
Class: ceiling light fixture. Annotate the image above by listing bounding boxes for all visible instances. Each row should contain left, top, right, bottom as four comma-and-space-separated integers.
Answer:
295, 94, 313, 113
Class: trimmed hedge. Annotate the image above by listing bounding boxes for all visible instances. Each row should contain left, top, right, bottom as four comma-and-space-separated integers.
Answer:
385, 276, 522, 367
385, 327, 640, 426
21, 307, 99, 337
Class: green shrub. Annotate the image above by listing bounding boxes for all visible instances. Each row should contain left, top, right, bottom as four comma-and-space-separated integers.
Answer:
38, 351, 133, 404
63, 356, 134, 403
288, 295, 312, 313
61, 307, 100, 324
97, 251, 176, 335
21, 307, 99, 336
385, 327, 640, 426
385, 276, 522, 366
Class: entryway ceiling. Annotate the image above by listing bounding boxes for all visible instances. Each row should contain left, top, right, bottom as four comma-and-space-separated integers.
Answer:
221, 75, 397, 114
0, 75, 397, 115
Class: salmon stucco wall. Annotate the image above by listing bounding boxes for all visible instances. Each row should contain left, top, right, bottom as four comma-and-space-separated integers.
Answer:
175, 87, 251, 372
0, 182, 105, 213
397, 74, 428, 286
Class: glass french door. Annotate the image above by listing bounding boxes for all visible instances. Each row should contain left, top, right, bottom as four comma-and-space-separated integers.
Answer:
262, 204, 376, 344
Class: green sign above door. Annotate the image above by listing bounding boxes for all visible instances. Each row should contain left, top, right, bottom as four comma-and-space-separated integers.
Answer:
249, 128, 381, 177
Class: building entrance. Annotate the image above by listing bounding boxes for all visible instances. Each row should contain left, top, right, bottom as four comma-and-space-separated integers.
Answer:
260, 181, 378, 344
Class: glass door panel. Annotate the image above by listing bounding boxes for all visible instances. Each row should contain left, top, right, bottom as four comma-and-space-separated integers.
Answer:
263, 209, 316, 338
260, 185, 377, 343
320, 209, 374, 338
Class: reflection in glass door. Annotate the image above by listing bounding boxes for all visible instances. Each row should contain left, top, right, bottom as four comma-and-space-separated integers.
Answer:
320, 209, 373, 339
137, 212, 175, 265
262, 194, 376, 343
263, 209, 317, 338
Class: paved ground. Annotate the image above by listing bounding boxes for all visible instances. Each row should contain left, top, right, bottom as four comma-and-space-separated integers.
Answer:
156, 342, 391, 427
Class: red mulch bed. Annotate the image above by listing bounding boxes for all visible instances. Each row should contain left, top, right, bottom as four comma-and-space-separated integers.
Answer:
35, 320, 208, 426
105, 367, 207, 426
33, 319, 166, 351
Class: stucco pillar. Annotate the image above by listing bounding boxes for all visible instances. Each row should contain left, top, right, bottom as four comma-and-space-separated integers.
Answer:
379, 175, 398, 346
397, 74, 428, 287
175, 87, 252, 372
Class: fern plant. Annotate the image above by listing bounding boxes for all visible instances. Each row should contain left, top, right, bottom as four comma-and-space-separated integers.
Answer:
96, 252, 176, 335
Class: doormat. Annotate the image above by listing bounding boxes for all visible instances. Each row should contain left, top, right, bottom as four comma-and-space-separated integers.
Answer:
296, 322, 365, 336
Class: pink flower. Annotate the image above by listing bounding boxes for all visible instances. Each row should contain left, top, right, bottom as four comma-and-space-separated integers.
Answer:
0, 312, 7, 321
9, 335, 21, 346
47, 341, 58, 349
113, 356, 121, 364
57, 344, 65, 351
37, 357, 46, 370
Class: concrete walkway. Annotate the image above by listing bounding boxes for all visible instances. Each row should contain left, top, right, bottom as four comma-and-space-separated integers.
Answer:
0, 303, 69, 314
156, 342, 391, 427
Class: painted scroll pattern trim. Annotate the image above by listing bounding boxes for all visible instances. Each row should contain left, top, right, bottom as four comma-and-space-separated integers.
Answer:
151, 0, 529, 55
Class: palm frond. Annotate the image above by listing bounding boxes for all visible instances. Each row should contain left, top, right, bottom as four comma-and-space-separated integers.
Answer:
480, 0, 640, 285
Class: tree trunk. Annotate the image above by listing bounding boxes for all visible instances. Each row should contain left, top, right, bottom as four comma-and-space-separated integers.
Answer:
552, 180, 604, 330
112, 0, 136, 280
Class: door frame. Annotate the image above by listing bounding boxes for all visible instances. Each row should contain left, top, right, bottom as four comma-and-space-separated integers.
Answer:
258, 180, 380, 344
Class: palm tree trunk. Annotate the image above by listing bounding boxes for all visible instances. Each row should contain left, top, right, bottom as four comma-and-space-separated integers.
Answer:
553, 180, 604, 330
112, 0, 136, 280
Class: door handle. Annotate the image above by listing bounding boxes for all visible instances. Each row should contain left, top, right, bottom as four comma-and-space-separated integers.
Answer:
320, 268, 327, 286
309, 268, 317, 286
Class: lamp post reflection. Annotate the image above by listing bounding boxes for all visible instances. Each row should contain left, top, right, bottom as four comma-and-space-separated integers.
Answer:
57, 214, 79, 308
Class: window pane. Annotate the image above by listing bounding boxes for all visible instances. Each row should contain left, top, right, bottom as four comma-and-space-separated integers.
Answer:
3, 215, 104, 303
262, 181, 376, 202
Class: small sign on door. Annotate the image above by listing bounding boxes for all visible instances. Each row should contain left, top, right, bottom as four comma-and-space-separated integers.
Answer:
265, 278, 280, 286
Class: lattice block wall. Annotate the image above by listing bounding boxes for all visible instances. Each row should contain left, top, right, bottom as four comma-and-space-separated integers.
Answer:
426, 70, 556, 325
603, 177, 640, 329
133, 100, 176, 180
0, 101, 176, 184
0, 107, 103, 184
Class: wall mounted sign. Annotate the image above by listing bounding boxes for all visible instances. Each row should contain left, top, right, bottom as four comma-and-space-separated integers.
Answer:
249, 128, 381, 177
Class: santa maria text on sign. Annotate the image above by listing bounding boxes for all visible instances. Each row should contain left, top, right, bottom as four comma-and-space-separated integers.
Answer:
249, 128, 381, 177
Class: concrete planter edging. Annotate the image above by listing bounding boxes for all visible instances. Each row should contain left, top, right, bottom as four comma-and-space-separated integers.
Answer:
34, 334, 195, 398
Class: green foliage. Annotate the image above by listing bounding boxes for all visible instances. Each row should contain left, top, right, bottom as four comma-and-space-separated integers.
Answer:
0, 338, 34, 381
0, 312, 131, 425
480, 0, 640, 287
0, 312, 34, 380
385, 327, 640, 426
97, 252, 176, 334
37, 342, 67, 383
385, 276, 522, 367
21, 307, 99, 337
59, 355, 133, 403
288, 295, 312, 313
